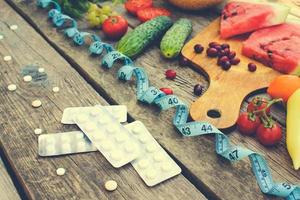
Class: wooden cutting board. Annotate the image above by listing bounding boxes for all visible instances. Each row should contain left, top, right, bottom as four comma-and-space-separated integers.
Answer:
181, 18, 281, 130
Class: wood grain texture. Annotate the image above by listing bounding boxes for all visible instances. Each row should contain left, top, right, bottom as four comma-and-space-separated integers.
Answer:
0, 158, 21, 200
182, 19, 281, 129
7, 0, 300, 199
0, 1, 206, 200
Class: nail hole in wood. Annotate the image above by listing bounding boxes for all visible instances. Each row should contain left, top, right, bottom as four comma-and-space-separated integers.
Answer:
207, 109, 221, 119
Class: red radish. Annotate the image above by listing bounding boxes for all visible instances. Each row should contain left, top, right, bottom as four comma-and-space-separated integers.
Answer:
165, 69, 177, 80
160, 88, 173, 95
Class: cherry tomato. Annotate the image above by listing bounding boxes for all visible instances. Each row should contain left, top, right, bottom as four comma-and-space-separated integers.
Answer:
102, 16, 128, 40
256, 123, 282, 146
247, 97, 271, 116
137, 7, 171, 22
237, 112, 261, 136
125, 0, 153, 16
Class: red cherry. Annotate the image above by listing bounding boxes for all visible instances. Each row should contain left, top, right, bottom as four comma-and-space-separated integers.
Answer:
160, 88, 173, 95
165, 69, 177, 80
230, 58, 240, 65
248, 63, 257, 72
206, 48, 218, 57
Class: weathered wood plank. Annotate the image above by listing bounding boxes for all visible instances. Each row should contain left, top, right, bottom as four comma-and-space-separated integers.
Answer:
8, 0, 300, 199
0, 1, 206, 199
0, 156, 21, 200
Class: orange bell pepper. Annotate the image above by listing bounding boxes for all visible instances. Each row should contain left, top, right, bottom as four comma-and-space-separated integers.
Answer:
267, 75, 300, 102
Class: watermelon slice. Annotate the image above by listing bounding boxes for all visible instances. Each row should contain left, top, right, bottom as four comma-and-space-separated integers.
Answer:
220, 1, 290, 39
242, 16, 300, 75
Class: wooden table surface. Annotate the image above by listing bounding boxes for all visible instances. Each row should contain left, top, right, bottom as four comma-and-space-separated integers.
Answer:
0, 0, 298, 199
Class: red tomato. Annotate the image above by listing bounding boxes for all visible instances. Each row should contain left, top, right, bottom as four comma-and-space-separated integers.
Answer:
137, 7, 171, 22
247, 97, 271, 116
102, 16, 128, 40
125, 0, 153, 16
237, 112, 261, 136
256, 123, 282, 146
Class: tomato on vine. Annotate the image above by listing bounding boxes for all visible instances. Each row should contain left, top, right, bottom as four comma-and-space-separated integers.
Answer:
237, 112, 261, 136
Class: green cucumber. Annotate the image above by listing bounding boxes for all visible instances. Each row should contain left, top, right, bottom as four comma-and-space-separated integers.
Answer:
116, 16, 173, 58
160, 18, 192, 58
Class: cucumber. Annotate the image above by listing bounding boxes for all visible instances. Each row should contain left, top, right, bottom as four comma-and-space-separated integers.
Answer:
116, 16, 173, 58
160, 18, 192, 58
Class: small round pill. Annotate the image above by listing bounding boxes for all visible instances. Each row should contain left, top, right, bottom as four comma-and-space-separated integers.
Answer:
124, 143, 136, 153
52, 87, 60, 93
104, 180, 117, 191
161, 163, 172, 172
115, 134, 127, 143
38, 68, 45, 73
10, 25, 18, 30
23, 75, 32, 82
131, 126, 142, 135
146, 169, 157, 180
154, 153, 165, 162
146, 144, 157, 153
4, 56, 12, 61
7, 84, 17, 91
90, 109, 101, 117
34, 128, 42, 135
138, 159, 149, 169
0, 35, 3, 40
56, 168, 66, 176
110, 151, 122, 161
139, 135, 148, 144
76, 115, 88, 123
32, 99, 42, 108
106, 126, 118, 134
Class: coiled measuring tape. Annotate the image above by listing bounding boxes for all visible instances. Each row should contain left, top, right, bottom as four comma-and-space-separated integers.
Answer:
37, 0, 300, 198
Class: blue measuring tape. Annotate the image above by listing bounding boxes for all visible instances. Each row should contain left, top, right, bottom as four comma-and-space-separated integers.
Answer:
37, 1, 300, 198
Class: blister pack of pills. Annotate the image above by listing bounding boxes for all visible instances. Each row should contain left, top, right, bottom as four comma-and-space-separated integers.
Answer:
61, 105, 127, 124
73, 106, 140, 168
38, 131, 97, 156
126, 121, 182, 186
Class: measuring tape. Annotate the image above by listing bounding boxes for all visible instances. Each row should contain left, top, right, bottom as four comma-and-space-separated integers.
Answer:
36, 0, 300, 198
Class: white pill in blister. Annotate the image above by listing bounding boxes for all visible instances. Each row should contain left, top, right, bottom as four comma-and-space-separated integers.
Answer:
90, 109, 101, 117
10, 25, 18, 30
23, 75, 32, 82
153, 153, 165, 162
76, 115, 89, 123
146, 169, 157, 180
115, 134, 128, 143
52, 87, 60, 93
139, 135, 148, 144
106, 126, 119, 134
38, 68, 45, 73
110, 151, 122, 161
34, 128, 43, 135
131, 126, 142, 135
4, 56, 12, 62
56, 168, 66, 176
161, 163, 172, 172
101, 141, 113, 150
146, 144, 157, 153
0, 35, 3, 40
84, 123, 97, 132
7, 84, 17, 91
105, 180, 117, 191
138, 159, 150, 169
32, 99, 42, 108
124, 143, 136, 153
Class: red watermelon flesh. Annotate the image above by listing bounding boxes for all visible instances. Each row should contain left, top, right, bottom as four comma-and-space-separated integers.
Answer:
220, 1, 290, 39
242, 23, 300, 75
